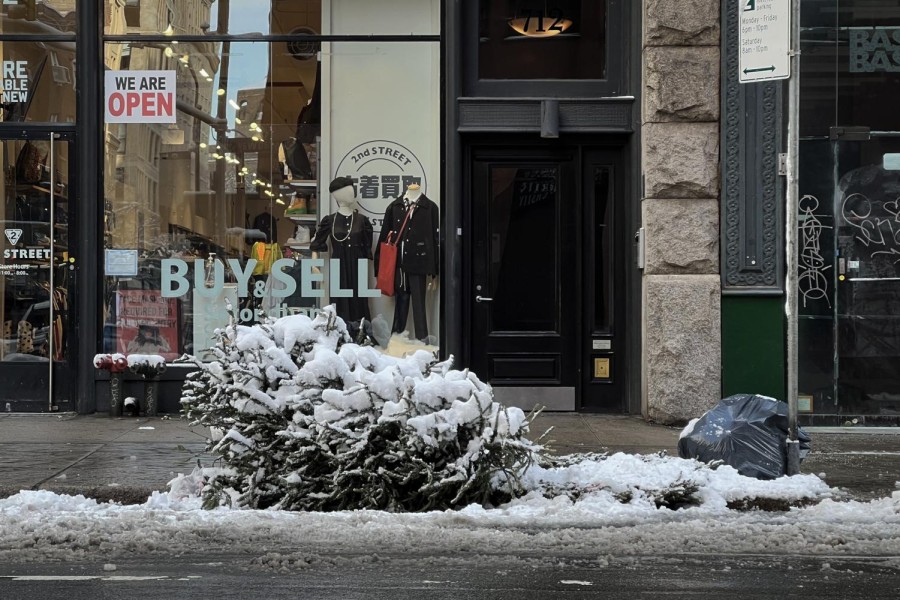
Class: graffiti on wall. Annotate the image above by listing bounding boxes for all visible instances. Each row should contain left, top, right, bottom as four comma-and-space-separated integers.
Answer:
798, 195, 832, 308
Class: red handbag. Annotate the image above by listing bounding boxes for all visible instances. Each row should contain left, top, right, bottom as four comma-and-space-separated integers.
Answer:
376, 206, 414, 297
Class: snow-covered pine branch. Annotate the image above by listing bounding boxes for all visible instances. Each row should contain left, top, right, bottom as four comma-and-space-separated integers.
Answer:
180, 305, 543, 512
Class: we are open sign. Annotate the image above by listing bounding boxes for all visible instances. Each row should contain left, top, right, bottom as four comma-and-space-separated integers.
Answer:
105, 70, 176, 123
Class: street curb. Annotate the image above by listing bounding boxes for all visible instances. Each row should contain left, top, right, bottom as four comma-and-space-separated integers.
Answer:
0, 484, 162, 505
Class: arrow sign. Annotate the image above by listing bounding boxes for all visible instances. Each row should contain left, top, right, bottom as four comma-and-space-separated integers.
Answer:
743, 66, 776, 74
739, 0, 791, 83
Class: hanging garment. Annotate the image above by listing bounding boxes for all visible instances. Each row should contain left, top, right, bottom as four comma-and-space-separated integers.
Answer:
16, 141, 46, 183
250, 242, 283, 276
281, 61, 321, 180
51, 288, 65, 361
252, 211, 277, 243
295, 61, 321, 144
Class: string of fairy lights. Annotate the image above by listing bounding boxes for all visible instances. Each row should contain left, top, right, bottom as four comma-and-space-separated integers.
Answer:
160, 34, 290, 207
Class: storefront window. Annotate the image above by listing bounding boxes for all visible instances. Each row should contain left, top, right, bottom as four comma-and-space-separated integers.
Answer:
102, 33, 441, 361
478, 0, 606, 80
798, 1, 900, 417
0, 41, 76, 123
0, 1, 76, 35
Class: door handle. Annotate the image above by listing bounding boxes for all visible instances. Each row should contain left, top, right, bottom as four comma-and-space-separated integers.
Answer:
475, 295, 493, 303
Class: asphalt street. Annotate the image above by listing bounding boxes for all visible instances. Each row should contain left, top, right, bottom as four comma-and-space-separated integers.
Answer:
0, 553, 898, 600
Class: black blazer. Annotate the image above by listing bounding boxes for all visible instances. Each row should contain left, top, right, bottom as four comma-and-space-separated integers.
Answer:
375, 195, 439, 276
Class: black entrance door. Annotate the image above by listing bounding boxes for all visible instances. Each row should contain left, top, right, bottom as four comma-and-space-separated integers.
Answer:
0, 130, 77, 412
469, 147, 578, 410
468, 144, 628, 412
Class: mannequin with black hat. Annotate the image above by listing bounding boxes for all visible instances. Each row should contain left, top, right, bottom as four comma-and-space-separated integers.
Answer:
309, 176, 373, 323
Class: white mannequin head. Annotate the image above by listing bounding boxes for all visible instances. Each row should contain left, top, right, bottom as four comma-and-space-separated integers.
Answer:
329, 176, 356, 215
332, 185, 356, 214
404, 183, 422, 202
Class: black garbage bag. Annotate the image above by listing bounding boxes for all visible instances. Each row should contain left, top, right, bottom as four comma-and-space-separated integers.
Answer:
677, 394, 811, 479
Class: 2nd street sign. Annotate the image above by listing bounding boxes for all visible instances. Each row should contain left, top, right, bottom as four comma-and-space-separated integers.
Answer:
739, 0, 791, 83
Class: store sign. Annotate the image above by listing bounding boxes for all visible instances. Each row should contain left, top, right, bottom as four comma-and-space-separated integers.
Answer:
850, 28, 900, 72
334, 140, 427, 230
1, 61, 28, 103
161, 258, 380, 323
1, 226, 44, 278
105, 70, 176, 123
4, 228, 22, 246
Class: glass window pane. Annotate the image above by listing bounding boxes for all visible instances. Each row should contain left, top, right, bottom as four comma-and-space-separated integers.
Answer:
489, 165, 558, 332
799, 29, 834, 137
0, 1, 76, 35
592, 166, 611, 333
839, 19, 900, 132
0, 41, 76, 124
103, 39, 441, 360
0, 138, 70, 362
478, 0, 606, 80
105, 0, 438, 37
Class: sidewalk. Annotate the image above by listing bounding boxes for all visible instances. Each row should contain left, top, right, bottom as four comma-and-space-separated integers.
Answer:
1, 412, 898, 504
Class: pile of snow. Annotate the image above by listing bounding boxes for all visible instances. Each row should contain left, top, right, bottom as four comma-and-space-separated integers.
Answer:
180, 306, 539, 512
176, 305, 842, 516
126, 354, 166, 369
0, 483, 896, 564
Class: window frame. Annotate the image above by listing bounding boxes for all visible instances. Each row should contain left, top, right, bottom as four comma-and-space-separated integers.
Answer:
462, 0, 626, 97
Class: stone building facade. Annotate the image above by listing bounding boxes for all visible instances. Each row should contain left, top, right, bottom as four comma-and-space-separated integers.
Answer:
641, 1, 723, 424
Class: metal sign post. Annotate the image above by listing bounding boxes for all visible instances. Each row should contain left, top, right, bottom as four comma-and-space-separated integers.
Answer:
784, 0, 802, 476
738, 0, 800, 474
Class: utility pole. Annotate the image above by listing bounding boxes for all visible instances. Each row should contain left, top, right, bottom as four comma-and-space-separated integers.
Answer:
784, 0, 802, 476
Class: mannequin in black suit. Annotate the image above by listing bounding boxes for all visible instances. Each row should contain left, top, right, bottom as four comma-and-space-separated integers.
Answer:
374, 183, 439, 341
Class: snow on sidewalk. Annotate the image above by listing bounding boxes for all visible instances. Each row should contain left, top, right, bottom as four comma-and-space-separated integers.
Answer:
1, 451, 898, 563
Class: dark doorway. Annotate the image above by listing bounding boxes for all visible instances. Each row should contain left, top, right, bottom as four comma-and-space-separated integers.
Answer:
466, 142, 629, 411
0, 129, 77, 412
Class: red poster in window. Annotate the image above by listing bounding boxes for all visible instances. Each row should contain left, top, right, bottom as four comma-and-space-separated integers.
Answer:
115, 290, 179, 361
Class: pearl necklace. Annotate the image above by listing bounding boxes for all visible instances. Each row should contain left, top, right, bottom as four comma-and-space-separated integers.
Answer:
331, 211, 354, 243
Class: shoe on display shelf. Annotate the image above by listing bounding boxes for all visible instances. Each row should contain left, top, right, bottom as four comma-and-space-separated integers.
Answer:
286, 226, 311, 248
285, 194, 309, 216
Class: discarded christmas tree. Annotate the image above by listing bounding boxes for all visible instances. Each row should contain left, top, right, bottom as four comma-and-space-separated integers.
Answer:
181, 306, 542, 511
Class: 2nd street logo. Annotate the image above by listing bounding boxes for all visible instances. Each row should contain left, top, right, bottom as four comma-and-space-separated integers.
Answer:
4, 228, 22, 246
334, 140, 427, 232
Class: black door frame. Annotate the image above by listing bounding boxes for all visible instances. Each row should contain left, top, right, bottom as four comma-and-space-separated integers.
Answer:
580, 147, 629, 412
462, 135, 632, 412
0, 124, 77, 412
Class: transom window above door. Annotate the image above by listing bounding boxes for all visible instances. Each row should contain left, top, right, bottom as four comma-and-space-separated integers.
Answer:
477, 0, 607, 80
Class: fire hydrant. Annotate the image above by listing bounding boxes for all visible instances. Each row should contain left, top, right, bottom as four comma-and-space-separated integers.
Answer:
127, 355, 167, 417
93, 354, 129, 417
